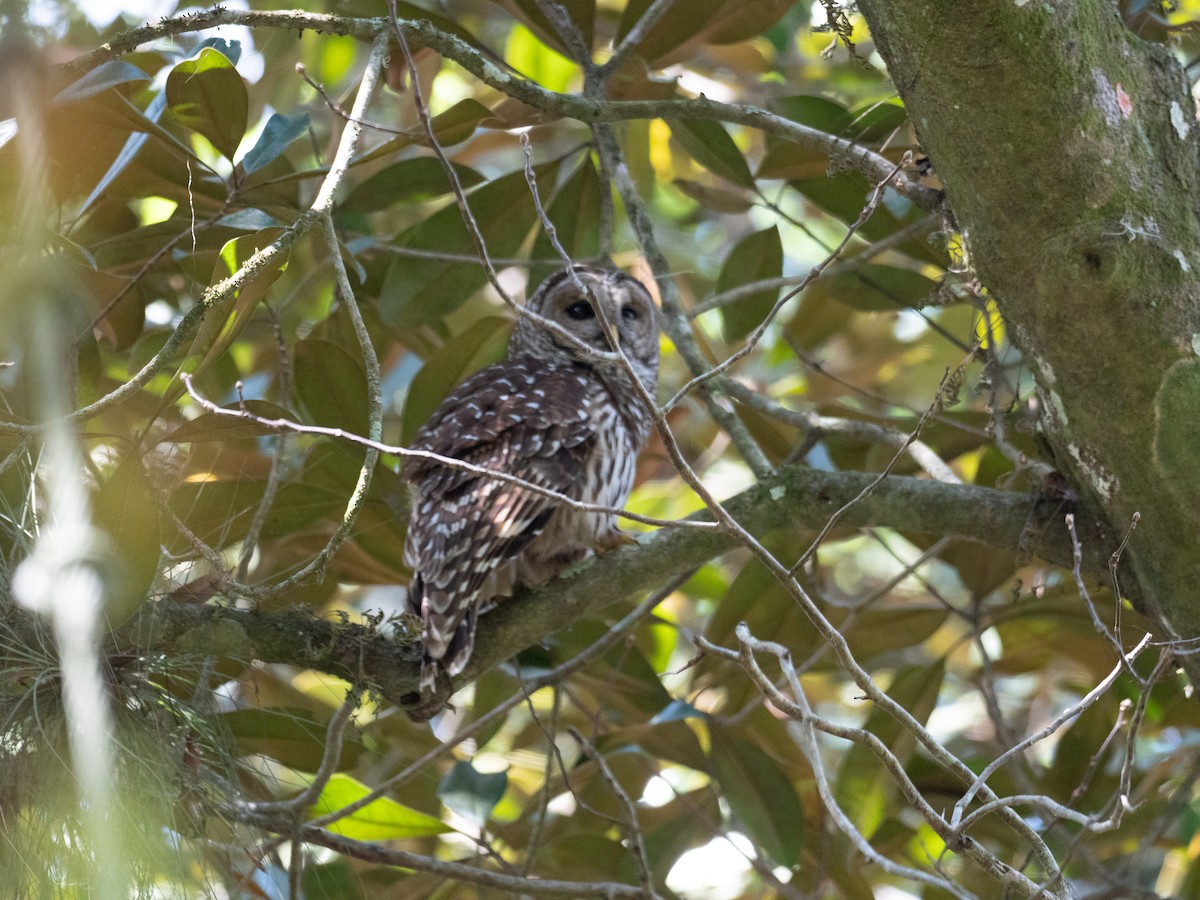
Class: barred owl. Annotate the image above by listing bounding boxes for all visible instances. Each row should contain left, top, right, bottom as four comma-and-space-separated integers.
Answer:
403, 266, 660, 695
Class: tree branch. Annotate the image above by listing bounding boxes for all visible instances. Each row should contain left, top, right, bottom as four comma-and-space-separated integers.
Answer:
107, 466, 1108, 713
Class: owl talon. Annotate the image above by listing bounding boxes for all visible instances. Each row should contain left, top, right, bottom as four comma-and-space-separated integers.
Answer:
596, 530, 639, 553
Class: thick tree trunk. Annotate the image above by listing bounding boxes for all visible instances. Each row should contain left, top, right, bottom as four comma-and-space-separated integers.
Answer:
860, 0, 1200, 663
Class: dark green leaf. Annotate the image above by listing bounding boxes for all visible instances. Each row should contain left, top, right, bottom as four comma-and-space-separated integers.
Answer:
717, 225, 783, 341
294, 338, 371, 435
833, 662, 945, 838
708, 723, 803, 867
772, 95, 854, 135
357, 99, 493, 166
166, 47, 248, 160
790, 172, 947, 266
161, 400, 294, 442
493, 0, 595, 55
340, 157, 484, 214
615, 0, 793, 66
528, 156, 602, 285
220, 707, 361, 772
215, 208, 284, 230
241, 111, 310, 174
379, 161, 559, 327
807, 264, 939, 312
668, 119, 754, 188
438, 760, 508, 827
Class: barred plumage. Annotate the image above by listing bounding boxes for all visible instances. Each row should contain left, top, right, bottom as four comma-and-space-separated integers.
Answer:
404, 266, 660, 696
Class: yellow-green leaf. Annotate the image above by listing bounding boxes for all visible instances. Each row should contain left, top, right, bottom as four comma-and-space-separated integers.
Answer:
309, 774, 452, 840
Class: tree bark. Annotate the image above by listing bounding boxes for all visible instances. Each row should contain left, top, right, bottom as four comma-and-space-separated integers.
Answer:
859, 0, 1200, 664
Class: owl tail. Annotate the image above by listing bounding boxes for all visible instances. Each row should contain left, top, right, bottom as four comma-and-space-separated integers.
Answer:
417, 605, 478, 695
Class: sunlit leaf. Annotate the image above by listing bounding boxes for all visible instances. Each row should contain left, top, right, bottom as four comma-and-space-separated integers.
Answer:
93, 454, 160, 624
492, 0, 595, 54
165, 228, 288, 406
309, 774, 452, 840
166, 47, 248, 160
505, 24, 581, 94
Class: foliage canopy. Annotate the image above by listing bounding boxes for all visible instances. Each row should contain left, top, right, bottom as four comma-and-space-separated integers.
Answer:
3, 0, 1200, 897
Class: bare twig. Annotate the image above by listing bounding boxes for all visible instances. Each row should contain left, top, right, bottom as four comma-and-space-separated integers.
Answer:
177, 375, 715, 532
663, 157, 908, 412
949, 633, 1151, 828
569, 728, 660, 900
247, 689, 360, 816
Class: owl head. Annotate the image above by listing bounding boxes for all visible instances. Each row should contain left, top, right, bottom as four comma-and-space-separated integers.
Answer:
509, 265, 659, 392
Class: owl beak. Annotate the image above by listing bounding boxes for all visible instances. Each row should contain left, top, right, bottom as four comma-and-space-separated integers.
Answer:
597, 309, 620, 352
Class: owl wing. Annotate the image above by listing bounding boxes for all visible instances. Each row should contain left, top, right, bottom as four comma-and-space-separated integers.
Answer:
403, 358, 596, 682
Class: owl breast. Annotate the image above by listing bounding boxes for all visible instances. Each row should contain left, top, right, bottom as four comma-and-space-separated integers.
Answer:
512, 378, 641, 585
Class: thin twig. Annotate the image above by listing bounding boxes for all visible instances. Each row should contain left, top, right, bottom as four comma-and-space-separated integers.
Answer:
291, 573, 692, 836
177, 375, 715, 532
569, 727, 660, 900
663, 157, 908, 412
950, 633, 1151, 827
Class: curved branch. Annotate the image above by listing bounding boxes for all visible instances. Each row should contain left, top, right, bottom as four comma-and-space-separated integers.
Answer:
61, 7, 942, 212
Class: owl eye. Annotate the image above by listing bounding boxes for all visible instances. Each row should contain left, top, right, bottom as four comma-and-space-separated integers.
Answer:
621, 306, 639, 321
565, 302, 595, 320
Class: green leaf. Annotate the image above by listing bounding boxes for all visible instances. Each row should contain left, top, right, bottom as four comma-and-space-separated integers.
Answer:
615, 0, 793, 66
356, 99, 493, 167
294, 338, 371, 435
708, 723, 803, 867
54, 60, 150, 104
379, 161, 559, 328
309, 774, 452, 840
789, 172, 947, 266
400, 316, 512, 445
505, 24, 581, 94
242, 111, 310, 174
717, 225, 783, 341
160, 400, 294, 442
528, 156, 602, 286
221, 707, 362, 772
807, 264, 939, 312
493, 0, 595, 54
340, 158, 484, 214
772, 95, 854, 135
833, 662, 945, 839
438, 761, 507, 827
668, 119, 754, 188
166, 47, 248, 160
